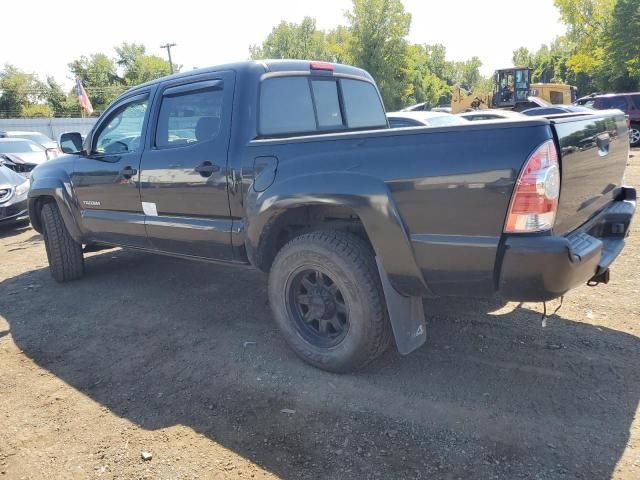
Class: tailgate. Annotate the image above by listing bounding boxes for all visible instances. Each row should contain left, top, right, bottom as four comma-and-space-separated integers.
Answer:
552, 111, 629, 235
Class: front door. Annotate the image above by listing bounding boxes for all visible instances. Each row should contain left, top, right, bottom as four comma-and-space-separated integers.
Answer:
138, 73, 234, 259
71, 92, 151, 247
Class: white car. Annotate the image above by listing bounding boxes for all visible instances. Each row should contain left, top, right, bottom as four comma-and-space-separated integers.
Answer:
457, 109, 526, 121
0, 130, 59, 151
387, 111, 469, 128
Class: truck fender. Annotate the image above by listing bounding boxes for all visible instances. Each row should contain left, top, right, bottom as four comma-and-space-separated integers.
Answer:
245, 172, 430, 353
28, 175, 83, 242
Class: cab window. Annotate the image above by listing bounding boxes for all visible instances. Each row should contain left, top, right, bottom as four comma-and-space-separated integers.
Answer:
94, 99, 148, 154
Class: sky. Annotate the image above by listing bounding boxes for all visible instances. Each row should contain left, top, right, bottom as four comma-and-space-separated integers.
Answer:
1, 0, 566, 88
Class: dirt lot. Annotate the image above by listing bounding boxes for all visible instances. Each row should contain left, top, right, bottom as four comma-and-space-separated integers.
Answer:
1, 152, 639, 480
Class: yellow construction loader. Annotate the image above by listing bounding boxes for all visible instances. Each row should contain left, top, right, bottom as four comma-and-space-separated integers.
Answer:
451, 67, 577, 114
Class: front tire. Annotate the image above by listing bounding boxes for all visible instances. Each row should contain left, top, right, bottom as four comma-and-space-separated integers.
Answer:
41, 202, 84, 282
268, 231, 391, 373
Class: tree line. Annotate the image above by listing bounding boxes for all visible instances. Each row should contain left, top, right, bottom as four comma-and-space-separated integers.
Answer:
0, 43, 177, 118
1, 0, 638, 118
514, 0, 639, 95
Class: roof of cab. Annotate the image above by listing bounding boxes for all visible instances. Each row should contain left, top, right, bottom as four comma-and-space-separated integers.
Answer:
123, 59, 373, 97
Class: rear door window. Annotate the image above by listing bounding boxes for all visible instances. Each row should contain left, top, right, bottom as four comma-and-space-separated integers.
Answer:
341, 79, 387, 129
155, 82, 224, 148
631, 95, 640, 110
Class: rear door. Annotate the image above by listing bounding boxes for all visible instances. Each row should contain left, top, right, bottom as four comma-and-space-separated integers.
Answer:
72, 92, 151, 247
138, 72, 234, 259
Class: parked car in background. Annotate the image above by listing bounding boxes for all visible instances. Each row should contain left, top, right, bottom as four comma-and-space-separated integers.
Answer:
401, 102, 428, 112
430, 107, 452, 113
522, 105, 593, 116
387, 111, 468, 128
574, 92, 640, 147
0, 164, 30, 225
0, 138, 54, 177
457, 109, 526, 122
0, 130, 59, 151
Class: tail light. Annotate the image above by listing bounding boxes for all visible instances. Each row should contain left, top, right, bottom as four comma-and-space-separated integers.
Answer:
504, 139, 560, 233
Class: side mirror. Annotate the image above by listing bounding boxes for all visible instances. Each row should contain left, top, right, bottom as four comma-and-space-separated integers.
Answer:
59, 132, 84, 154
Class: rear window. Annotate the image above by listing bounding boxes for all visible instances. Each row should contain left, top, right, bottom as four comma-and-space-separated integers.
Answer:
259, 76, 386, 136
597, 96, 628, 111
311, 80, 343, 128
341, 79, 387, 129
259, 77, 316, 136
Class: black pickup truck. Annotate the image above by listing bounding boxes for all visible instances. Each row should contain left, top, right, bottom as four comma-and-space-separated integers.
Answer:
28, 60, 635, 372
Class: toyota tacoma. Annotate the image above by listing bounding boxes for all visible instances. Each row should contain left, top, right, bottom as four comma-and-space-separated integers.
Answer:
28, 60, 636, 372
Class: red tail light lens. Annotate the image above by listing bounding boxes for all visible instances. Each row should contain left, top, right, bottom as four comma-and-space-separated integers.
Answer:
504, 139, 560, 233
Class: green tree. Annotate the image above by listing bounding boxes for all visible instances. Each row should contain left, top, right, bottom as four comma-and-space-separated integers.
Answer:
68, 53, 123, 113
115, 42, 147, 70
0, 64, 46, 118
325, 25, 353, 64
123, 55, 172, 85
553, 0, 615, 92
21, 104, 53, 118
605, 0, 640, 90
512, 47, 533, 68
453, 57, 483, 89
400, 44, 451, 108
346, 0, 411, 109
250, 17, 332, 60
115, 42, 175, 85
44, 76, 78, 117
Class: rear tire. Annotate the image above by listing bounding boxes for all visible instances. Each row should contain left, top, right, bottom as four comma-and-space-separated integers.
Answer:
268, 230, 391, 373
630, 123, 640, 148
41, 202, 84, 282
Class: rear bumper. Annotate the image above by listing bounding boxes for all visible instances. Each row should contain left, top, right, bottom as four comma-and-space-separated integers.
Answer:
498, 187, 636, 301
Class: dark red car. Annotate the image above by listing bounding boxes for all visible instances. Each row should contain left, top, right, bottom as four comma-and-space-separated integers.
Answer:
575, 92, 640, 147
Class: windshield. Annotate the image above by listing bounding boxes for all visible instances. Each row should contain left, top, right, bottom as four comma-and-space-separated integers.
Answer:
0, 140, 44, 153
12, 133, 54, 145
426, 115, 467, 126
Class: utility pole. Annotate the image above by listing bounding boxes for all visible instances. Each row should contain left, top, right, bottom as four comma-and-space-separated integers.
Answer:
160, 43, 176, 74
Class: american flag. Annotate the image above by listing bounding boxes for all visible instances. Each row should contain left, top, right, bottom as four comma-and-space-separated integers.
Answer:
75, 78, 94, 115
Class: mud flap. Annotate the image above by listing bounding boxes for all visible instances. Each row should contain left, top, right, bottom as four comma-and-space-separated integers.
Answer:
376, 258, 427, 355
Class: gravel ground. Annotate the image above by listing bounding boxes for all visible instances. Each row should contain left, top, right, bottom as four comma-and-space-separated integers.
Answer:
0, 151, 638, 479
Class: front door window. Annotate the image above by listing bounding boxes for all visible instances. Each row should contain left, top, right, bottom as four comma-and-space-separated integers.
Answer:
94, 99, 148, 154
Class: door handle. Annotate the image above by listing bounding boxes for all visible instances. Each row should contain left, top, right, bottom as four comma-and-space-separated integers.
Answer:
194, 161, 220, 178
120, 166, 138, 179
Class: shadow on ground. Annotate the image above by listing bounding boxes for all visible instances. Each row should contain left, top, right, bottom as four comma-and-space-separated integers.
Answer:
0, 220, 31, 239
1, 249, 638, 479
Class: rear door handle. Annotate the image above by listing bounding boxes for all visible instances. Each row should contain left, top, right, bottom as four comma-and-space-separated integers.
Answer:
120, 166, 138, 179
194, 161, 220, 177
